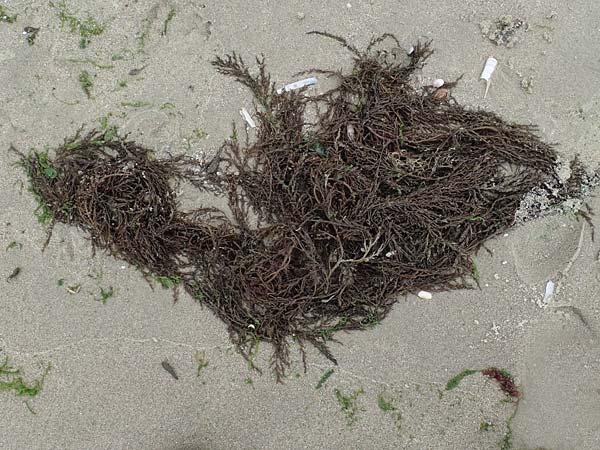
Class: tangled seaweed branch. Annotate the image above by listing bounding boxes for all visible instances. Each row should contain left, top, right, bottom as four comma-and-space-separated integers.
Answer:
20, 34, 582, 381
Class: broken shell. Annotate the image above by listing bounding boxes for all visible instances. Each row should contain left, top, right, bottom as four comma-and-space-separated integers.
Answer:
66, 284, 81, 294
417, 290, 432, 300
432, 79, 444, 88
432, 88, 449, 101
347, 124, 355, 141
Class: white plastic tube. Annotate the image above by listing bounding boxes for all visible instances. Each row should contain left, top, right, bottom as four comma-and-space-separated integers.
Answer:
480, 57, 497, 98
277, 77, 317, 94
239, 108, 256, 128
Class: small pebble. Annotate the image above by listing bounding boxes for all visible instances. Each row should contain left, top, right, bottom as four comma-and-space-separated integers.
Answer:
501, 260, 508, 265
296, 12, 305, 20
432, 79, 444, 88
417, 290, 432, 300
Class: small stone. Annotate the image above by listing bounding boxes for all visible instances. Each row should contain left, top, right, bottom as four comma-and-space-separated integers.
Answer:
296, 12, 305, 20
432, 78, 445, 88
417, 290, 432, 300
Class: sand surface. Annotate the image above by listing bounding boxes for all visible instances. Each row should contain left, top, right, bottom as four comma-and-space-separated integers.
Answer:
1, 1, 599, 449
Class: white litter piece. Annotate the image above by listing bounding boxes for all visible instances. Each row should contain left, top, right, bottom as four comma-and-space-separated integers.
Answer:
417, 290, 432, 300
542, 280, 555, 304
432, 78, 444, 88
480, 57, 497, 98
277, 77, 317, 94
239, 108, 256, 128
406, 45, 415, 55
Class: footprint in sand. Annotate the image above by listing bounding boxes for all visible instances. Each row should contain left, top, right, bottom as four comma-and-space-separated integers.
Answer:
509, 214, 584, 285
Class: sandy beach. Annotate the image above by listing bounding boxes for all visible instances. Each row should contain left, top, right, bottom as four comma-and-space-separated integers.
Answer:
1, 1, 599, 449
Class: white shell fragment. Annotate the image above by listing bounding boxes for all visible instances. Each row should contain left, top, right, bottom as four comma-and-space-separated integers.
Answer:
239, 108, 256, 128
276, 77, 317, 94
542, 280, 555, 304
432, 79, 444, 88
417, 290, 432, 300
480, 57, 498, 98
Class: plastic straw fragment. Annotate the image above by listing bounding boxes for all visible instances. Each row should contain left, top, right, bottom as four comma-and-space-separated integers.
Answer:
277, 77, 317, 94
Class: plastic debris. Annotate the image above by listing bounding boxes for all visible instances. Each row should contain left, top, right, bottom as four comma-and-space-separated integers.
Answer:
480, 57, 497, 98
277, 77, 317, 94
239, 108, 256, 128
432, 79, 444, 88
417, 290, 432, 300
542, 280, 555, 304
